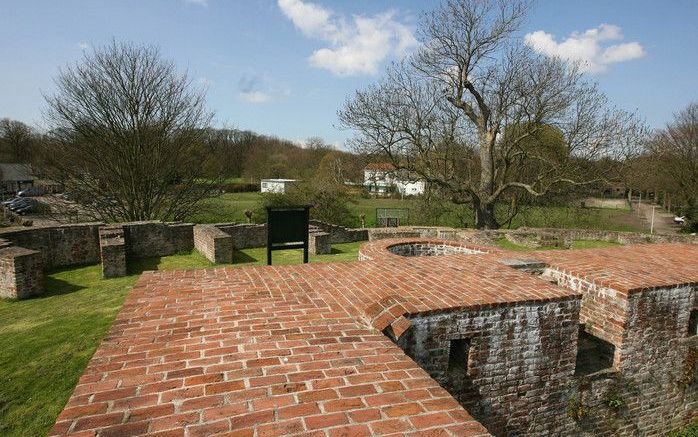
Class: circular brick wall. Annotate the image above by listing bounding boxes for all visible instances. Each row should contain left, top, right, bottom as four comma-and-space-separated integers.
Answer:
359, 238, 491, 261
387, 241, 483, 257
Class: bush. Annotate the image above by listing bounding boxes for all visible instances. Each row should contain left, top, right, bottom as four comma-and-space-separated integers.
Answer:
253, 182, 358, 227
668, 419, 698, 437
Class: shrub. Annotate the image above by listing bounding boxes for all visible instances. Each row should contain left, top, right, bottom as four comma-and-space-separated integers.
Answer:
253, 182, 358, 228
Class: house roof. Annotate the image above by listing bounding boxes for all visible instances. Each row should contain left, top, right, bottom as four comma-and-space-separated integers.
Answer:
0, 163, 33, 182
364, 163, 395, 172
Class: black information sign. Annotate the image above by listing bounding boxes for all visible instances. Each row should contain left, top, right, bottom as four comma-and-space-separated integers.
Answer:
266, 205, 311, 265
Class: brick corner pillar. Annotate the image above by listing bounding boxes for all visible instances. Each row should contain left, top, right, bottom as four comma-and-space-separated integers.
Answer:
99, 226, 127, 278
0, 246, 44, 299
309, 232, 332, 255
193, 224, 233, 264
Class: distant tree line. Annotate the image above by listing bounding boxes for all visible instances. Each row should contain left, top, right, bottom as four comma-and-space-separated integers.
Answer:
1, 41, 367, 223
624, 102, 698, 231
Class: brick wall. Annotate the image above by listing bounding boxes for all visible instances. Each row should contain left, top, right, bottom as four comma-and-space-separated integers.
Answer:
309, 219, 369, 244
0, 223, 102, 268
562, 285, 697, 436
99, 226, 127, 278
121, 221, 194, 259
309, 232, 331, 255
387, 242, 483, 257
398, 299, 581, 436
0, 246, 43, 299
193, 224, 233, 263
215, 223, 267, 249
543, 268, 627, 357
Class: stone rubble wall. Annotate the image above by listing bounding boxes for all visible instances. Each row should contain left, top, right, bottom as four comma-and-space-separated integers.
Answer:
0, 246, 43, 299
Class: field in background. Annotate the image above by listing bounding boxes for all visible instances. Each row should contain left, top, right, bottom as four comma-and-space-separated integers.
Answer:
190, 192, 645, 232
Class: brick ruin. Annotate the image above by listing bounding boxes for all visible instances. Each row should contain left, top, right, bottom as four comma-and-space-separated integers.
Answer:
0, 220, 696, 435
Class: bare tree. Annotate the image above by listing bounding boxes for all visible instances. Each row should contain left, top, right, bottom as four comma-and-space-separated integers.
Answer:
340, 0, 642, 228
42, 41, 221, 222
0, 118, 35, 163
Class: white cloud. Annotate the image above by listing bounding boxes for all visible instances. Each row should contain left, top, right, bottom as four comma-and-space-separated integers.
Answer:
278, 0, 417, 76
184, 0, 208, 7
524, 24, 645, 73
240, 91, 272, 104
77, 42, 90, 51
237, 73, 290, 105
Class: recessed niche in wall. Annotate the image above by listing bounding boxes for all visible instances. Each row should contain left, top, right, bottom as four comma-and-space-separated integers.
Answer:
575, 326, 615, 376
689, 309, 698, 336
448, 338, 471, 376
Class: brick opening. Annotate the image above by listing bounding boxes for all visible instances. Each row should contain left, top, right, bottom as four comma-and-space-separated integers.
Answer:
575, 326, 615, 376
448, 338, 471, 376
689, 309, 698, 336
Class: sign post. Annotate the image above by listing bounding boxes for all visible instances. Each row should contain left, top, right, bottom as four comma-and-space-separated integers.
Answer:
266, 205, 311, 265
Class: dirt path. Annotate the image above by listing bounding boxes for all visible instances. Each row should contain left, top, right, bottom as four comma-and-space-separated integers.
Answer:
635, 202, 681, 235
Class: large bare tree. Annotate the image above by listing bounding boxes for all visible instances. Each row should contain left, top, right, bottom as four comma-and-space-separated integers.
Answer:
340, 0, 642, 228
42, 41, 220, 222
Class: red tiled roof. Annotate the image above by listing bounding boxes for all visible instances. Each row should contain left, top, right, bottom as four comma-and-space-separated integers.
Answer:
364, 163, 395, 171
534, 242, 698, 295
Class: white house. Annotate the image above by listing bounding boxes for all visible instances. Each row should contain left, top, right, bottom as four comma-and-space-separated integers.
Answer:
363, 163, 425, 196
260, 179, 299, 194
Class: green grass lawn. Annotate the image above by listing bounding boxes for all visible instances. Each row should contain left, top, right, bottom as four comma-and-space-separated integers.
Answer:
496, 238, 622, 252
187, 192, 644, 232
0, 242, 361, 437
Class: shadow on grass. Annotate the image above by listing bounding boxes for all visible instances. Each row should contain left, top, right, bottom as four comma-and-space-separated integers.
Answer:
127, 257, 163, 275
233, 251, 259, 264
39, 275, 86, 298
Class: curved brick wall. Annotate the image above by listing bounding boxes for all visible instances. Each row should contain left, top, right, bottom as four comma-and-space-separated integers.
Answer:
388, 241, 484, 257
359, 238, 495, 261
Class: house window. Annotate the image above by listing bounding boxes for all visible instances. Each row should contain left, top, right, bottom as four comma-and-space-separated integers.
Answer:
575, 326, 615, 376
689, 309, 698, 336
448, 338, 471, 376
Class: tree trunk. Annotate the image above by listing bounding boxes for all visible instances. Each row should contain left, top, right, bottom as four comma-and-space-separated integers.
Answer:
473, 197, 499, 229
474, 130, 499, 229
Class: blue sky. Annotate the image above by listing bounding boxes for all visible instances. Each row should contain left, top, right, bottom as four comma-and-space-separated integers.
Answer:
1, 0, 697, 148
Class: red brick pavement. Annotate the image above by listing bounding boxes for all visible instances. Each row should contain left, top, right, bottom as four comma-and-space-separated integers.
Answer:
49, 239, 698, 436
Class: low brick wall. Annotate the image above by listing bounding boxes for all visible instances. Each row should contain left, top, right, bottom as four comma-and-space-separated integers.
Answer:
99, 226, 127, 278
193, 224, 233, 263
309, 219, 369, 243
215, 223, 267, 249
309, 232, 331, 255
0, 223, 102, 268
0, 246, 43, 299
121, 221, 194, 259
387, 241, 484, 257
